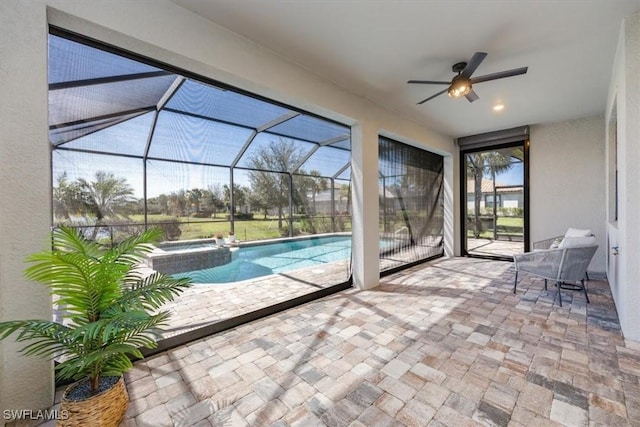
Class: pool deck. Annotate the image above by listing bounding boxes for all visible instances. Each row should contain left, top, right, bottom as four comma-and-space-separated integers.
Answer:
160, 259, 352, 338
160, 244, 439, 338
467, 238, 524, 258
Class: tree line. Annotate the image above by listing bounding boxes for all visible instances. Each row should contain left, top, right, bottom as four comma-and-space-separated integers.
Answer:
54, 138, 349, 231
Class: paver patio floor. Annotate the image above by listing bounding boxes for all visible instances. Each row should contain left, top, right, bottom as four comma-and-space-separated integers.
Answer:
38, 257, 640, 426
466, 238, 524, 258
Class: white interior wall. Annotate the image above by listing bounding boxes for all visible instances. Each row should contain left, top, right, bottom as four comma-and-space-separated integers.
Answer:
606, 12, 640, 342
0, 0, 457, 412
529, 115, 607, 273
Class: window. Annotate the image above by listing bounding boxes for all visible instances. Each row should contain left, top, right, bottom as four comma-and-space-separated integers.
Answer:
378, 137, 444, 272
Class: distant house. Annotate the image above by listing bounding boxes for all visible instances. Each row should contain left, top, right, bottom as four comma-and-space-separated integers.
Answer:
467, 179, 523, 210
307, 187, 350, 214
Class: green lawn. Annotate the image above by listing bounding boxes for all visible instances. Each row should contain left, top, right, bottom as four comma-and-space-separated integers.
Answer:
496, 217, 523, 227
128, 214, 351, 241
179, 219, 282, 241
128, 214, 280, 241
466, 216, 524, 239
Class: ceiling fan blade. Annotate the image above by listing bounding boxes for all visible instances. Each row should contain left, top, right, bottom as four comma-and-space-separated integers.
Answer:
417, 88, 449, 104
471, 66, 528, 84
460, 52, 487, 78
407, 80, 451, 85
465, 90, 479, 102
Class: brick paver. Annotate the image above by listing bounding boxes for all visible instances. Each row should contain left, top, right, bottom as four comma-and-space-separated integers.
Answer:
31, 257, 640, 426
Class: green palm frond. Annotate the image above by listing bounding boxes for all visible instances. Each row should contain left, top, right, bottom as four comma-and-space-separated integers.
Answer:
118, 272, 192, 311
56, 357, 91, 382
0, 226, 192, 391
99, 353, 137, 377
55, 348, 138, 383
54, 226, 104, 258
106, 228, 163, 264
93, 310, 169, 347
81, 343, 142, 368
0, 320, 79, 359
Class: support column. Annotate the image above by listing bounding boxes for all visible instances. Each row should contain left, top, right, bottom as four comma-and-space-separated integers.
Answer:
351, 123, 380, 290
0, 1, 54, 414
619, 13, 640, 341
443, 153, 458, 257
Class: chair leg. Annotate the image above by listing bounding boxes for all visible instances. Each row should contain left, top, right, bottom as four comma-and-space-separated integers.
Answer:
556, 282, 563, 307
581, 279, 590, 304
585, 271, 590, 281
544, 279, 548, 290
513, 271, 519, 294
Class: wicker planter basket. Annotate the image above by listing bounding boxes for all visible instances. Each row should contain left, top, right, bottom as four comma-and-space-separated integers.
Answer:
58, 376, 128, 427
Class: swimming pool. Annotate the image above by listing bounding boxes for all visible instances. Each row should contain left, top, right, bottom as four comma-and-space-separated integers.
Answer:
173, 235, 352, 284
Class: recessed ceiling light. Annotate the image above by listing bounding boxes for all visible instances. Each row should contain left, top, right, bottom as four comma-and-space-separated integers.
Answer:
493, 104, 505, 112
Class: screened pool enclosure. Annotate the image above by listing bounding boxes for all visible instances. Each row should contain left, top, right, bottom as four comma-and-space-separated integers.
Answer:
49, 31, 352, 246
48, 28, 444, 346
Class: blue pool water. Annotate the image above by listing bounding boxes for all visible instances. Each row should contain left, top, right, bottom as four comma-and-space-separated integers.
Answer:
161, 242, 217, 251
174, 235, 352, 284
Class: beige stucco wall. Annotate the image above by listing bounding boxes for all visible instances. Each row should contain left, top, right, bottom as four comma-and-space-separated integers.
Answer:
606, 12, 640, 342
0, 0, 457, 412
0, 1, 55, 418
529, 115, 607, 273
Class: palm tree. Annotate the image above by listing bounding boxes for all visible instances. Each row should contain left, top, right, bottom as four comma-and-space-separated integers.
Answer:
53, 172, 88, 220
76, 171, 134, 239
78, 171, 134, 222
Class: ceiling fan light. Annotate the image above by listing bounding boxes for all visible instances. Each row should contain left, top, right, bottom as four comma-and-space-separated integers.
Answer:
448, 76, 472, 98
448, 83, 471, 98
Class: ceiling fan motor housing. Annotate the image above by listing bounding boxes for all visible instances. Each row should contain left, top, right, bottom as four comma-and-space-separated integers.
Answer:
452, 62, 467, 73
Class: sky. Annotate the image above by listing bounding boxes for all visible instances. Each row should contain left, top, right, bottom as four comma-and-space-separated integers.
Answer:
495, 163, 524, 186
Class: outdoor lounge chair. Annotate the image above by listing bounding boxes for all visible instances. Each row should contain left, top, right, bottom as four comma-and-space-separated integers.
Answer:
513, 229, 597, 307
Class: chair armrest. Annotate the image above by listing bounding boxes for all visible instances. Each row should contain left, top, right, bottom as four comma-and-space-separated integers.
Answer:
558, 245, 598, 281
513, 249, 564, 280
532, 236, 564, 251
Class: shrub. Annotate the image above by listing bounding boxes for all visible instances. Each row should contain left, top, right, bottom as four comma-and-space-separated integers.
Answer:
225, 212, 254, 220
192, 211, 213, 218
280, 223, 300, 237
497, 207, 523, 217
153, 218, 182, 241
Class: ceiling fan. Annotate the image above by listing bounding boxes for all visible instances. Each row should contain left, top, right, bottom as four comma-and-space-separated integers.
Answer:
408, 52, 528, 104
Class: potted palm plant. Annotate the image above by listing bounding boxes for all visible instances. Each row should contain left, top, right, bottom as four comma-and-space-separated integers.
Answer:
0, 227, 191, 426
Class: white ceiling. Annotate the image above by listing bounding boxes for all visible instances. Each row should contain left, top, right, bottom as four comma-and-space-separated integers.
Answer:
171, 0, 639, 138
